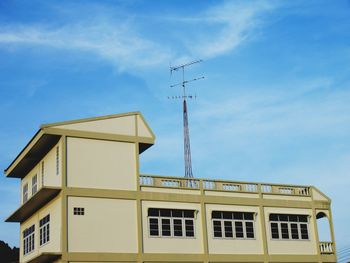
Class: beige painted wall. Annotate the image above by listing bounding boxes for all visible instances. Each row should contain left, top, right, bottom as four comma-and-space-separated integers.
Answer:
137, 115, 153, 138
206, 204, 263, 255
264, 207, 317, 255
20, 195, 62, 263
205, 191, 259, 199
141, 186, 200, 195
58, 115, 136, 136
67, 197, 138, 253
20, 139, 62, 204
312, 188, 329, 201
262, 194, 311, 201
142, 201, 203, 254
66, 137, 137, 190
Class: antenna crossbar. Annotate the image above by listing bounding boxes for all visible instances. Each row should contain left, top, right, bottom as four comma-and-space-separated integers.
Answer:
170, 76, 204, 88
170, 59, 202, 72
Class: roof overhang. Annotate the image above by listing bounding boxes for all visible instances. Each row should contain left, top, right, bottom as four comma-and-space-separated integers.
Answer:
6, 187, 61, 223
27, 253, 61, 263
5, 132, 61, 178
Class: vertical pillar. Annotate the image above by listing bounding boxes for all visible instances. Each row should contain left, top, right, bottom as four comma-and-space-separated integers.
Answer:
61, 136, 68, 261
258, 184, 269, 263
328, 208, 337, 256
135, 115, 144, 263
200, 180, 209, 263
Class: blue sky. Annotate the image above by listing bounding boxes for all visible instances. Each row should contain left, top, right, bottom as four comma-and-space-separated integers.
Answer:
0, 0, 350, 249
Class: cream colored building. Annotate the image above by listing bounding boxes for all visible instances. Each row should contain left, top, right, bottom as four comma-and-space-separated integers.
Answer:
5, 112, 337, 263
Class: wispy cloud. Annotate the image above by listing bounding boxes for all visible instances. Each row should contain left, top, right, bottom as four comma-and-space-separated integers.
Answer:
0, 21, 171, 70
193, 77, 350, 136
186, 0, 278, 59
0, 1, 279, 69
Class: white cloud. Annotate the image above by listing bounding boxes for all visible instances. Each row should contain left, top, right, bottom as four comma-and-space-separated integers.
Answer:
0, 21, 171, 70
192, 77, 350, 138
0, 1, 279, 69
185, 0, 278, 58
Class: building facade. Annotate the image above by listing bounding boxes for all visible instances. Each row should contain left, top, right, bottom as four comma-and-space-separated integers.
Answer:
5, 112, 336, 263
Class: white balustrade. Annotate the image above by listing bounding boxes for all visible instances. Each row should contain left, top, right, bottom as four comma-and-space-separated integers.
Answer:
319, 242, 334, 254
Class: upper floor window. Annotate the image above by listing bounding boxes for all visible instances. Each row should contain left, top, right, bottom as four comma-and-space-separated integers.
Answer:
56, 146, 59, 175
269, 214, 309, 240
212, 211, 255, 239
148, 208, 196, 238
74, 207, 85, 215
39, 214, 50, 246
23, 224, 35, 255
23, 183, 28, 203
32, 175, 38, 195
41, 161, 44, 185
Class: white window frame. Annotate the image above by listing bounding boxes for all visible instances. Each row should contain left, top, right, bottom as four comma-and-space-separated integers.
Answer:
212, 218, 256, 240
39, 214, 50, 246
32, 174, 38, 195
211, 211, 256, 240
269, 214, 310, 241
23, 183, 28, 203
41, 161, 45, 186
148, 209, 196, 239
23, 225, 35, 256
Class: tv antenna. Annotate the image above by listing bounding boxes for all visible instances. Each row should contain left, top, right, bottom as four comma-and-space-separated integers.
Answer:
169, 59, 204, 179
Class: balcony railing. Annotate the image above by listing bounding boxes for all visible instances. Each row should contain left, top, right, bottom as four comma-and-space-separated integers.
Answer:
319, 242, 334, 254
140, 175, 311, 197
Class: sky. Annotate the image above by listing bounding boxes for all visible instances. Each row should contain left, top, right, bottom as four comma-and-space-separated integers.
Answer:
0, 0, 349, 251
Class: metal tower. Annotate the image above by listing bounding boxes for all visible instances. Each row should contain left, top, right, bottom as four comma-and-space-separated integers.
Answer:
169, 60, 204, 178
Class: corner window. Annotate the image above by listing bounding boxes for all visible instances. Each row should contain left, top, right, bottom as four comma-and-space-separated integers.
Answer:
148, 208, 196, 238
269, 214, 309, 240
23, 225, 35, 255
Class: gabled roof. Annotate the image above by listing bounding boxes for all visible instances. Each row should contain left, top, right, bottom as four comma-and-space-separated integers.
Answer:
5, 112, 155, 178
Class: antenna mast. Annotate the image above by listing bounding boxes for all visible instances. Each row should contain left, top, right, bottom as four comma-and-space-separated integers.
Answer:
169, 59, 204, 178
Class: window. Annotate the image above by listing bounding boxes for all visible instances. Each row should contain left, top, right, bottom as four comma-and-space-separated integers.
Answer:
148, 208, 196, 238
74, 207, 85, 215
212, 211, 255, 239
41, 161, 45, 185
23, 225, 35, 255
269, 214, 309, 240
23, 183, 28, 203
56, 146, 59, 175
39, 214, 50, 246
32, 175, 38, 195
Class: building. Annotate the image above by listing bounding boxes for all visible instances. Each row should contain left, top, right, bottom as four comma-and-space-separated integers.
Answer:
5, 112, 337, 263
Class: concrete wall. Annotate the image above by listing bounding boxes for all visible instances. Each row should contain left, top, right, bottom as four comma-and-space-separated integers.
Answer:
20, 195, 61, 263
58, 115, 136, 136
66, 137, 137, 191
67, 197, 138, 253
